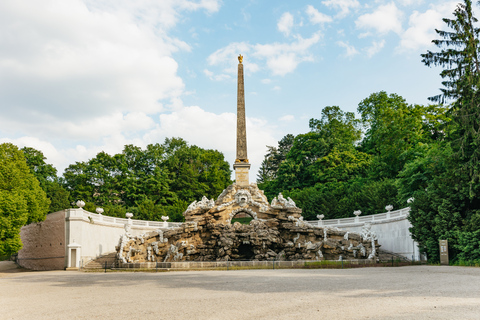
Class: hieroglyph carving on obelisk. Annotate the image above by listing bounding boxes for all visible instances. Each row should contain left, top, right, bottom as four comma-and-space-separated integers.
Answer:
233, 54, 251, 186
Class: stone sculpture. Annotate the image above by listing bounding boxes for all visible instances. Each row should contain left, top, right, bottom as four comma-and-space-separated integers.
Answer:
116, 183, 379, 264
115, 55, 379, 264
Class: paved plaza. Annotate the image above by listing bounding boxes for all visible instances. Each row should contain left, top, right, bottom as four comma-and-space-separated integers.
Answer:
1, 264, 480, 319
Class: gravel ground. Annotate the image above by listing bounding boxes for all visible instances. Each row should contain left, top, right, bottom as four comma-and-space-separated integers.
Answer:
1, 264, 479, 320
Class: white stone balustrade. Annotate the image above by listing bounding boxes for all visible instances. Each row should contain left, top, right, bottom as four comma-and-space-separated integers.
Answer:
69, 209, 182, 229
305, 207, 410, 228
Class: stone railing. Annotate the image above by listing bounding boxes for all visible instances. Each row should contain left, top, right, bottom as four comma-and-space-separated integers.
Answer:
73, 206, 410, 230
78, 210, 183, 229
305, 207, 410, 228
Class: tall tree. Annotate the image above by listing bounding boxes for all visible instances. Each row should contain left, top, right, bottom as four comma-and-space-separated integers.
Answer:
62, 139, 231, 222
161, 138, 232, 203
257, 134, 295, 183
421, 0, 480, 196
410, 0, 480, 262
275, 106, 363, 191
358, 92, 428, 179
21, 147, 70, 213
0, 143, 50, 256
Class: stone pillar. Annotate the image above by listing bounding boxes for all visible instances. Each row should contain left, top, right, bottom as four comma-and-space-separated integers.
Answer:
233, 54, 251, 186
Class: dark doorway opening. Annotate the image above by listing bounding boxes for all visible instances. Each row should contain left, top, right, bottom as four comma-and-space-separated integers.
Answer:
236, 243, 255, 260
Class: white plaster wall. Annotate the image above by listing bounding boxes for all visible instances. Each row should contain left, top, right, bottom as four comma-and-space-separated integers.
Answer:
340, 219, 420, 260
60, 208, 420, 267
65, 209, 161, 267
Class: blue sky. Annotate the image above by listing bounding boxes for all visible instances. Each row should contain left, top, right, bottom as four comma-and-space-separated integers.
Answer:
0, 0, 462, 178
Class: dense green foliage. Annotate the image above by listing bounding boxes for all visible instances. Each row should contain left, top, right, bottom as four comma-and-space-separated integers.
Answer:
62, 138, 231, 222
3, 1, 480, 265
0, 143, 50, 256
411, 0, 480, 263
21, 147, 71, 213
0, 139, 230, 256
257, 0, 480, 264
258, 95, 438, 221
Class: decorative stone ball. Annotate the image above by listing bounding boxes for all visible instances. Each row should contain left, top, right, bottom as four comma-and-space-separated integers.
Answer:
161, 216, 169, 222
76, 200, 85, 208
96, 207, 104, 215
317, 214, 324, 220
126, 212, 133, 219
385, 205, 393, 212
353, 210, 362, 217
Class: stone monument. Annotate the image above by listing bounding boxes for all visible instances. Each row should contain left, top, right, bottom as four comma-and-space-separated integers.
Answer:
115, 55, 379, 264
233, 54, 251, 186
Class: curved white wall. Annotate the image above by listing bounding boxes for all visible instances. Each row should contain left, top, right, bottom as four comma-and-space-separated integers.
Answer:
20, 207, 420, 270
306, 207, 421, 260
65, 209, 182, 267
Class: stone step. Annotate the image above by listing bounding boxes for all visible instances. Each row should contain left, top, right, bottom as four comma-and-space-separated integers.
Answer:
84, 252, 117, 269
377, 249, 410, 262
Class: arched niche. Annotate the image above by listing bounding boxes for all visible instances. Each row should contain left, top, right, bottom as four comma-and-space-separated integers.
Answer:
231, 210, 254, 225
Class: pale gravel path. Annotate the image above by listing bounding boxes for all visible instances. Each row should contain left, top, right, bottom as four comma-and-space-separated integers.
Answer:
1, 265, 479, 320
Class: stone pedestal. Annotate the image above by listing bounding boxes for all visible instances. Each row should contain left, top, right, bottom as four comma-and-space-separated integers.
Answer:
233, 162, 251, 186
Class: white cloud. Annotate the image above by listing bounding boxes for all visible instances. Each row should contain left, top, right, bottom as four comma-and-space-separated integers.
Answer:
2, 102, 279, 179
0, 0, 222, 137
204, 68, 232, 81
144, 106, 277, 179
322, 0, 360, 18
306, 5, 333, 25
204, 69, 214, 77
180, 0, 221, 13
358, 32, 372, 38
207, 32, 321, 77
0, 137, 68, 171
207, 41, 254, 74
398, 0, 422, 6
278, 12, 294, 36
366, 39, 386, 57
273, 86, 282, 91
253, 33, 321, 76
0, 0, 228, 174
356, 2, 403, 35
337, 41, 359, 57
261, 79, 272, 84
279, 115, 295, 122
399, 2, 458, 51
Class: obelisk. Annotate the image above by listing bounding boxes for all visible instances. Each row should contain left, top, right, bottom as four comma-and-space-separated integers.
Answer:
233, 54, 251, 186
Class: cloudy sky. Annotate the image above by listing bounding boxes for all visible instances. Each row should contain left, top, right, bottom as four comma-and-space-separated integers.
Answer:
0, 0, 462, 179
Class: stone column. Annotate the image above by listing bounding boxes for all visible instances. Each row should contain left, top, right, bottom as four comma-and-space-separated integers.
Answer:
233, 54, 251, 186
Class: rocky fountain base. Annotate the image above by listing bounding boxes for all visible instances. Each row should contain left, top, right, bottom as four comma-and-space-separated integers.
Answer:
116, 183, 379, 263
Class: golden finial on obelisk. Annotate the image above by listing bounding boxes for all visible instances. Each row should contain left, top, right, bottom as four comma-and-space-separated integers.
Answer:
238, 54, 243, 64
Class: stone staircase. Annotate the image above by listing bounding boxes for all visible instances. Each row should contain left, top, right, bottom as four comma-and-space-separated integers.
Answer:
377, 249, 411, 262
83, 252, 117, 270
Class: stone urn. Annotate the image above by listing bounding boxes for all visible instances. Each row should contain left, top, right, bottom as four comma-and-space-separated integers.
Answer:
161, 216, 169, 228
76, 200, 85, 209
353, 210, 361, 222
385, 205, 393, 212
96, 207, 104, 215
316, 214, 325, 227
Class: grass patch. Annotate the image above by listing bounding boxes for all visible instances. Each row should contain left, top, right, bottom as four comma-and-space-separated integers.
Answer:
231, 217, 253, 224
0, 254, 11, 261
453, 259, 480, 267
